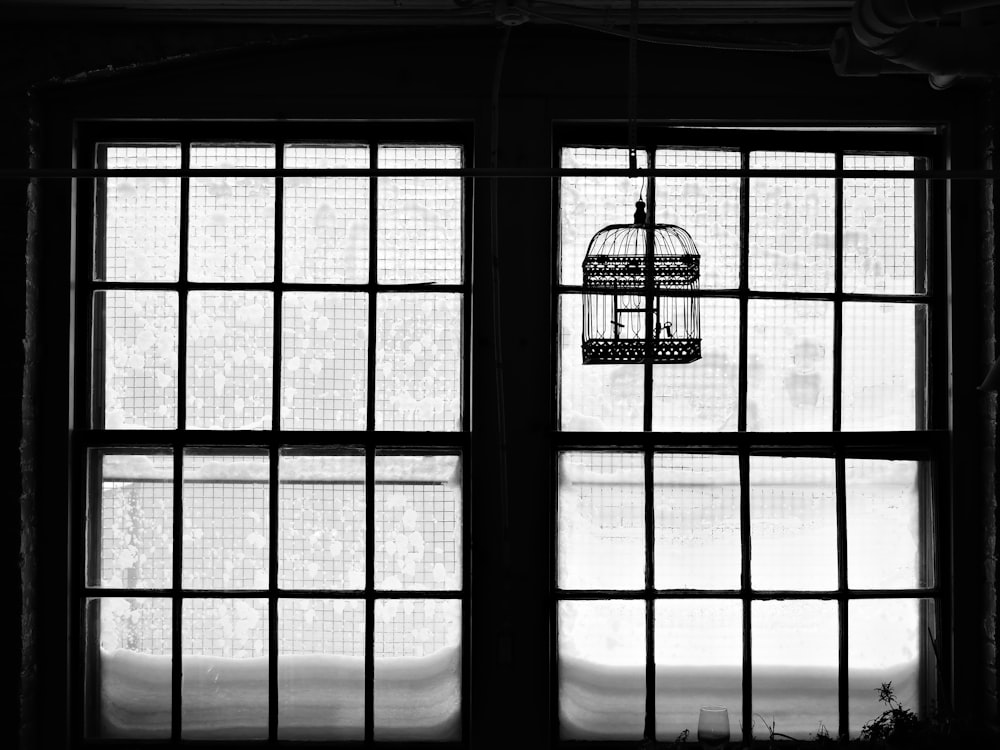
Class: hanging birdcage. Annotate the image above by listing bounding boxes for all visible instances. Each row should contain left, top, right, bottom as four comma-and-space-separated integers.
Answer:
582, 200, 701, 364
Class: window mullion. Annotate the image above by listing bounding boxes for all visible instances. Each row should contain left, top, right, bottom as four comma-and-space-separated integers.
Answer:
837, 451, 849, 740
740, 450, 752, 746
738, 149, 750, 433
644, 448, 655, 741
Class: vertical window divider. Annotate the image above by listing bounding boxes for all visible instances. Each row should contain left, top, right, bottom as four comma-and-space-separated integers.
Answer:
644, 448, 655, 742
738, 151, 750, 433
834, 155, 848, 739
833, 152, 844, 433
364, 141, 378, 746
740, 450, 752, 746
836, 451, 849, 740
644, 149, 655, 433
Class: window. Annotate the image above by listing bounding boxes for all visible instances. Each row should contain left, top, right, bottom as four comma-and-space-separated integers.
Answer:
554, 133, 942, 743
76, 127, 470, 742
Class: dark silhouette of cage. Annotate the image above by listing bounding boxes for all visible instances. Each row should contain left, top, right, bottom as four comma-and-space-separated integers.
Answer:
582, 201, 701, 364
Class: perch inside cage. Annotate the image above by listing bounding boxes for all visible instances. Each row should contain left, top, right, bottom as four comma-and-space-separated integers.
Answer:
582, 200, 702, 364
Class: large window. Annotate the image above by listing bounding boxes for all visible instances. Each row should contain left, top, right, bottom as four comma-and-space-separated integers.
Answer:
554, 134, 942, 743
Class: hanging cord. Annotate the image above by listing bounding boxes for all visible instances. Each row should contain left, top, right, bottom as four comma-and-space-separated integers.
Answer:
628, 0, 638, 174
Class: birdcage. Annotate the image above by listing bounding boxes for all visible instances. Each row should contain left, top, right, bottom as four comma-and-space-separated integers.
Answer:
582, 201, 701, 364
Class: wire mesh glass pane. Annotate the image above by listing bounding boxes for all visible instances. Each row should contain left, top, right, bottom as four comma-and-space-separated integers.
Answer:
189, 145, 275, 282
182, 452, 269, 590
558, 599, 645, 740
373, 598, 461, 740
558, 451, 645, 590
377, 145, 463, 284
844, 155, 921, 294
654, 599, 742, 740
750, 456, 837, 591
847, 459, 928, 589
186, 291, 273, 430
279, 451, 366, 591
278, 598, 365, 740
375, 453, 462, 591
281, 292, 367, 431
85, 597, 172, 739
653, 454, 741, 590
95, 290, 178, 429
848, 599, 934, 737
656, 148, 741, 289
375, 292, 462, 431
560, 294, 644, 431
842, 303, 924, 431
284, 145, 369, 284
97, 145, 180, 281
747, 299, 833, 431
181, 597, 269, 739
753, 599, 838, 739
749, 151, 835, 293
652, 298, 740, 431
89, 451, 173, 589
560, 147, 647, 286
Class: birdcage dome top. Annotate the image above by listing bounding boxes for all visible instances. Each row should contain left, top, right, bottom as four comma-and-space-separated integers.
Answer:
584, 222, 699, 261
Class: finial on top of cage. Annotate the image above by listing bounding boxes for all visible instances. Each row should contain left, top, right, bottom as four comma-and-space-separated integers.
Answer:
582, 206, 702, 365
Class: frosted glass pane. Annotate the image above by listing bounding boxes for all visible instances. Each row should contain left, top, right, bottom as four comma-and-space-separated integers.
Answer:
279, 452, 366, 590
89, 451, 173, 589
189, 145, 275, 282
652, 298, 740, 431
848, 599, 931, 736
747, 299, 833, 431
182, 452, 269, 590
98, 145, 180, 281
559, 600, 645, 739
96, 290, 178, 429
560, 147, 647, 286
284, 145, 369, 283
87, 597, 172, 739
186, 291, 273, 430
377, 145, 463, 284
753, 600, 838, 738
847, 460, 926, 589
375, 292, 462, 431
654, 600, 742, 740
278, 598, 365, 740
281, 292, 367, 430
842, 303, 923, 431
750, 457, 837, 591
558, 452, 645, 590
375, 454, 462, 591
374, 598, 461, 740
749, 151, 835, 292
560, 294, 644, 431
654, 454, 741, 590
182, 598, 269, 739
656, 149, 741, 289
843, 155, 920, 294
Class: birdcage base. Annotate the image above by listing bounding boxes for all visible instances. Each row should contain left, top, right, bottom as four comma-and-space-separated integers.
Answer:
582, 338, 702, 364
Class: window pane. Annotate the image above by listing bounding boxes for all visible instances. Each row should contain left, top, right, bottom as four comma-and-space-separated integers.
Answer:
749, 151, 835, 293
655, 600, 742, 740
279, 451, 366, 591
844, 155, 921, 294
283, 145, 369, 284
186, 291, 273, 430
373, 598, 461, 740
95, 290, 178, 429
747, 299, 833, 431
654, 453, 741, 590
181, 597, 269, 739
86, 597, 172, 739
182, 452, 269, 590
375, 292, 462, 431
750, 456, 837, 591
656, 148, 741, 289
88, 450, 173, 589
189, 145, 275, 282
97, 144, 180, 281
375, 453, 462, 591
278, 598, 365, 740
281, 292, 367, 431
377, 145, 463, 284
558, 451, 645, 590
558, 599, 645, 740
842, 302, 924, 431
753, 600, 838, 739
